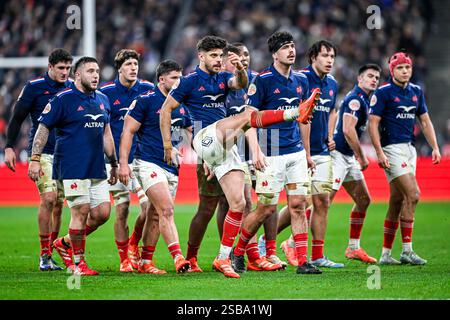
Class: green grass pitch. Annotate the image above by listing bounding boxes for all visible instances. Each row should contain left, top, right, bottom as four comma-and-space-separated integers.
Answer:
0, 202, 449, 300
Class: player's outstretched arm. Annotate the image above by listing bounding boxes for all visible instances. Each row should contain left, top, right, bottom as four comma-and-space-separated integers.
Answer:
4, 101, 31, 172
227, 52, 248, 90
418, 112, 441, 164
103, 124, 118, 185
368, 115, 389, 169
28, 123, 49, 181
160, 95, 180, 165
343, 114, 369, 170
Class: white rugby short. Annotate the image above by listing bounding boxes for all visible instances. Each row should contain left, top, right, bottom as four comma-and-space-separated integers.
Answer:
310, 155, 333, 195
133, 159, 178, 198
382, 143, 417, 182
192, 122, 243, 181
63, 179, 110, 208
106, 163, 148, 205
31, 153, 65, 202
255, 150, 310, 204
331, 150, 364, 190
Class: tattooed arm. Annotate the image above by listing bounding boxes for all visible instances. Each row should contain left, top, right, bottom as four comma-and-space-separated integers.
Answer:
227, 52, 248, 90
28, 124, 49, 181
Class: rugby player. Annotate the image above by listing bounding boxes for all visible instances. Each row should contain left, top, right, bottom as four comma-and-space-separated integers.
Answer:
29, 57, 118, 276
4, 48, 73, 271
99, 49, 153, 272
368, 52, 441, 265
229, 31, 323, 275
119, 59, 192, 274
269, 40, 343, 268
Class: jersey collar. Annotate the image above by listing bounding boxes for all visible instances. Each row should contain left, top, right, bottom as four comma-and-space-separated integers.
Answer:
114, 77, 140, 93
70, 82, 97, 100
153, 85, 166, 100
269, 64, 295, 82
354, 85, 369, 99
195, 65, 219, 82
44, 72, 68, 88
306, 65, 328, 86
389, 78, 411, 93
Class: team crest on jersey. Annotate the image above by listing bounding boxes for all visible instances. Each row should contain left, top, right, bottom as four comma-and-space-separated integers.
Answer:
42, 103, 51, 114
329, 89, 334, 96
348, 99, 361, 111
248, 83, 257, 96
296, 86, 302, 94
412, 95, 418, 102
370, 95, 377, 106
219, 82, 225, 90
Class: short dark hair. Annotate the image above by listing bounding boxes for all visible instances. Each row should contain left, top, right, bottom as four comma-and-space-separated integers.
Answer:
156, 59, 182, 81
114, 49, 140, 70
223, 44, 241, 57
196, 35, 227, 52
74, 56, 98, 73
358, 63, 382, 75
267, 31, 294, 53
48, 48, 72, 65
307, 40, 337, 64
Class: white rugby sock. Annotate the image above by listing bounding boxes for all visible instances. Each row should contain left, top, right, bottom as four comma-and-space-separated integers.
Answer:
282, 108, 299, 121
218, 244, 232, 260
382, 247, 391, 256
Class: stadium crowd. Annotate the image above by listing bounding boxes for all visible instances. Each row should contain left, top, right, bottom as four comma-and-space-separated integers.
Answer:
0, 0, 447, 163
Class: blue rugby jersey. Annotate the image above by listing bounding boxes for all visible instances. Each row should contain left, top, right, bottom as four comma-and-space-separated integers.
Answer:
334, 85, 370, 156
38, 83, 110, 179
99, 78, 154, 163
128, 86, 191, 175
369, 79, 428, 147
16, 73, 72, 156
169, 66, 233, 135
299, 65, 338, 156
246, 65, 308, 157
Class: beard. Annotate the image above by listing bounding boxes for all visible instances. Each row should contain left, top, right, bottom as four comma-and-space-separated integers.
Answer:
205, 61, 221, 74
80, 78, 97, 92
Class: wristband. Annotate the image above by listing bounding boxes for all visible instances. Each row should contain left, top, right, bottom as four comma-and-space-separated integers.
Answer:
163, 141, 173, 150
30, 154, 41, 162
110, 161, 118, 168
